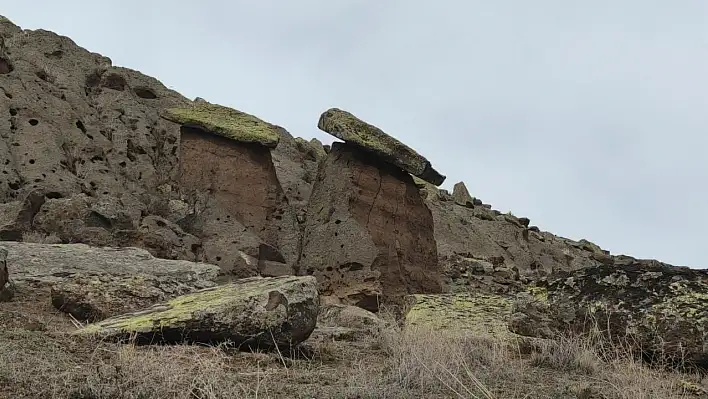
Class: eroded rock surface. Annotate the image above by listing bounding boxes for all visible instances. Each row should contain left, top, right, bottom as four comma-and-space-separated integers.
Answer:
178, 124, 300, 273
0, 241, 220, 321
508, 257, 708, 367
299, 142, 442, 311
75, 275, 319, 348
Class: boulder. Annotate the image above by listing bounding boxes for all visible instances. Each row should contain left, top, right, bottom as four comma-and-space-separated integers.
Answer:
452, 182, 475, 208
318, 302, 384, 330
74, 275, 319, 348
404, 293, 515, 336
317, 108, 445, 186
161, 101, 280, 148
299, 142, 442, 311
508, 258, 708, 367
0, 190, 46, 240
0, 241, 220, 321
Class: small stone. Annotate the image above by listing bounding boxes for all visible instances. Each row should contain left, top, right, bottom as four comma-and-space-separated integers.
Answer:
452, 182, 475, 208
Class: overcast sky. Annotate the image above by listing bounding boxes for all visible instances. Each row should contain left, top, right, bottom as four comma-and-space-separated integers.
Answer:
3, 1, 707, 268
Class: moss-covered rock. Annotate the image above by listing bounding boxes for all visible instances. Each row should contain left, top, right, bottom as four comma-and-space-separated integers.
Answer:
318, 108, 445, 186
162, 102, 280, 147
509, 257, 708, 368
404, 293, 516, 337
74, 275, 319, 348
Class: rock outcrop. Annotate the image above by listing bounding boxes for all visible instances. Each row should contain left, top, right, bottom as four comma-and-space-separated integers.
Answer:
170, 100, 300, 275
416, 180, 608, 295
1, 241, 220, 321
508, 257, 708, 367
318, 108, 445, 186
75, 275, 319, 348
299, 142, 442, 311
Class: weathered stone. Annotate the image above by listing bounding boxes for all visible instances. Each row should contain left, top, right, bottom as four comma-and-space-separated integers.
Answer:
178, 124, 300, 270
317, 108, 445, 186
74, 275, 319, 348
508, 259, 708, 368
299, 142, 442, 311
318, 303, 384, 330
271, 127, 324, 221
114, 215, 202, 261
452, 182, 474, 208
0, 241, 220, 321
161, 101, 279, 148
404, 293, 514, 335
0, 190, 46, 240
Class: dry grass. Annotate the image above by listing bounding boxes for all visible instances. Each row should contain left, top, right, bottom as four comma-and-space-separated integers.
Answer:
0, 293, 705, 399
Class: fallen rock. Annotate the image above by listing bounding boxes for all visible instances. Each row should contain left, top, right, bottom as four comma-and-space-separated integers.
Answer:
74, 275, 319, 348
452, 182, 475, 208
0, 241, 219, 321
161, 101, 280, 148
299, 142, 442, 311
508, 258, 708, 368
318, 108, 445, 186
318, 302, 384, 330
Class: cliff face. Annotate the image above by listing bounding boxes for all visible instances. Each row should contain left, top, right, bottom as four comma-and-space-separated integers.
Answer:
0, 15, 688, 311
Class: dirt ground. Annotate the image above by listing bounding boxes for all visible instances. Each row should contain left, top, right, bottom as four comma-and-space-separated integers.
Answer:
0, 286, 706, 399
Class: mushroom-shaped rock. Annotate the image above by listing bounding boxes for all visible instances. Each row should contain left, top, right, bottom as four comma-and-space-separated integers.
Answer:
162, 102, 280, 148
74, 275, 319, 348
318, 108, 446, 186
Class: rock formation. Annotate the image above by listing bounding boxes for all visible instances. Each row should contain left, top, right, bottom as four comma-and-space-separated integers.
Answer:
163, 101, 300, 276
508, 257, 708, 368
300, 110, 444, 311
318, 108, 445, 186
1, 241, 220, 321
75, 275, 319, 348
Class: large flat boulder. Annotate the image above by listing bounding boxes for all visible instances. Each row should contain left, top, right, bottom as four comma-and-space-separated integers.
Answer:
318, 108, 445, 186
74, 275, 319, 348
0, 241, 220, 321
508, 257, 708, 368
161, 101, 280, 148
299, 142, 442, 311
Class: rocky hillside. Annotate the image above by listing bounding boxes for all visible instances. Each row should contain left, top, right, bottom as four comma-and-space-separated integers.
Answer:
0, 15, 688, 313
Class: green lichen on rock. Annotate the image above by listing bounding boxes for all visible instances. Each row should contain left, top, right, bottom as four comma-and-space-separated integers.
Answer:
74, 276, 319, 348
404, 293, 515, 337
162, 102, 279, 148
509, 258, 708, 368
318, 108, 445, 186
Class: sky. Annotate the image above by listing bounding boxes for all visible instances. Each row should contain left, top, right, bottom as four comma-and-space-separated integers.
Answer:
2, 1, 707, 268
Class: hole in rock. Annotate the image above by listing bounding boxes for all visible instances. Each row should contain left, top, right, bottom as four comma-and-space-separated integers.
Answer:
75, 120, 86, 134
9, 108, 17, 116
0, 57, 12, 74
215, 256, 222, 262
103, 73, 126, 91
28, 119, 39, 126
133, 87, 157, 99
29, 159, 35, 164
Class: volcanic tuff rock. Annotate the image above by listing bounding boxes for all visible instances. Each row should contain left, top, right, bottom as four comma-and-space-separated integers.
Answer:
75, 275, 319, 348
318, 108, 446, 186
299, 142, 442, 311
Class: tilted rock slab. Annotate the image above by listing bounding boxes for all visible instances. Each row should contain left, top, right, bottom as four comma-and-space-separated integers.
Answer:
0, 241, 220, 321
318, 108, 446, 186
161, 101, 280, 148
299, 142, 442, 311
74, 275, 319, 348
508, 257, 708, 368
